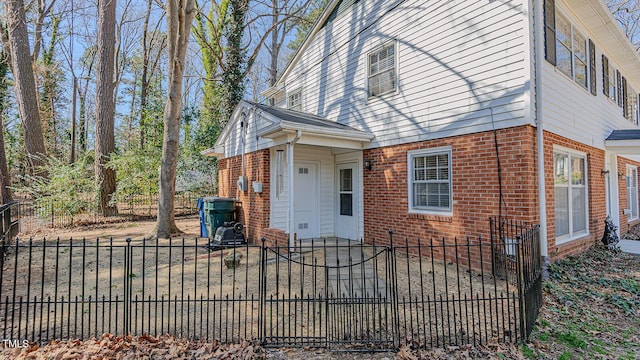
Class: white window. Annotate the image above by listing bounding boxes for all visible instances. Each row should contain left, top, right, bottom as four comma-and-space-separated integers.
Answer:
287, 89, 302, 111
626, 87, 639, 126
408, 148, 452, 213
554, 150, 588, 242
275, 150, 284, 199
627, 166, 638, 221
606, 61, 616, 102
555, 13, 589, 90
368, 42, 396, 97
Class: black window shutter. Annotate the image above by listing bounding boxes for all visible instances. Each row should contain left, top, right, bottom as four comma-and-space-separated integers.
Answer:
602, 55, 609, 98
617, 70, 623, 107
589, 40, 597, 96
622, 76, 629, 118
544, 0, 556, 65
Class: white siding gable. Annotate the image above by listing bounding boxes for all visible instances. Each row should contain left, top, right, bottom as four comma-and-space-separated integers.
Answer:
276, 0, 530, 148
220, 103, 277, 158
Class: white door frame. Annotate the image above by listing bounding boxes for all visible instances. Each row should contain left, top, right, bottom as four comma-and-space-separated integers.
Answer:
335, 161, 360, 241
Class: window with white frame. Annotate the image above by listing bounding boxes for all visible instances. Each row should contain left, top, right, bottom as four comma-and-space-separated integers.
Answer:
554, 150, 588, 242
626, 87, 639, 126
408, 148, 452, 213
555, 12, 589, 90
627, 166, 638, 221
602, 55, 617, 102
368, 42, 396, 97
287, 89, 302, 111
608, 64, 617, 102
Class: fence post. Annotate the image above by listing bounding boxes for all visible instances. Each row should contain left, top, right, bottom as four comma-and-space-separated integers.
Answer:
515, 233, 526, 342
258, 237, 266, 344
124, 237, 132, 336
0, 235, 4, 309
388, 229, 400, 349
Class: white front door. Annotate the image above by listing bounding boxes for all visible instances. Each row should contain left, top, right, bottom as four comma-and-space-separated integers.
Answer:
294, 162, 318, 239
336, 162, 359, 240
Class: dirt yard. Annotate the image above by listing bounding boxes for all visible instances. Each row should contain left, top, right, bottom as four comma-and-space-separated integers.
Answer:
2, 219, 516, 349
17, 216, 202, 240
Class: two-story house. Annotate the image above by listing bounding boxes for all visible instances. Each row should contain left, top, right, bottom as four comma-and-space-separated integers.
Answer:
204, 0, 640, 266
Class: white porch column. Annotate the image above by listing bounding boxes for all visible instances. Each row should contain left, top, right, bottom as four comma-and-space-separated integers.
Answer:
607, 151, 621, 231
287, 141, 295, 250
286, 131, 302, 251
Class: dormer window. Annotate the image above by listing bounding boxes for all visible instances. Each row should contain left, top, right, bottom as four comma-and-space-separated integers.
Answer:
287, 89, 302, 111
368, 42, 396, 97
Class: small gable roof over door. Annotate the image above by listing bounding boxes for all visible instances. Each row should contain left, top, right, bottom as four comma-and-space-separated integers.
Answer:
203, 100, 373, 158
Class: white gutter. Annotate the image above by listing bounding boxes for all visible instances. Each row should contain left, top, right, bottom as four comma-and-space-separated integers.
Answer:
534, 0, 550, 276
287, 130, 302, 250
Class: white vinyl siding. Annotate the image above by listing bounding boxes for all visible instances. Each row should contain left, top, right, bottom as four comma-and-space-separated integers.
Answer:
554, 149, 588, 243
278, 0, 528, 149
628, 166, 639, 221
542, 20, 640, 149
367, 42, 396, 97
408, 147, 452, 214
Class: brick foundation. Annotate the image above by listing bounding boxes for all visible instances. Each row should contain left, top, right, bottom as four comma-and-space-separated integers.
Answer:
216, 126, 635, 262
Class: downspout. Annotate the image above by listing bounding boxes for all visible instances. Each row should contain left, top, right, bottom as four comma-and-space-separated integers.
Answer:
534, 0, 550, 277
240, 110, 248, 186
287, 130, 302, 250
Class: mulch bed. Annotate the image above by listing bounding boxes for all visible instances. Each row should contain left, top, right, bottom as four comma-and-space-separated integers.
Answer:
622, 222, 640, 240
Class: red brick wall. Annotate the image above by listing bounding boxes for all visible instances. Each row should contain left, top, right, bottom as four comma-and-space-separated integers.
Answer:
362, 125, 539, 247
217, 149, 271, 244
617, 156, 640, 235
543, 131, 606, 258
217, 126, 623, 262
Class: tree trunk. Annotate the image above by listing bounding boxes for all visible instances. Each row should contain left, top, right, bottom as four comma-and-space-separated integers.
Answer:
139, 0, 152, 149
95, 0, 117, 217
70, 76, 76, 163
269, 0, 279, 87
5, 0, 47, 175
78, 92, 87, 152
155, 0, 196, 239
0, 54, 11, 204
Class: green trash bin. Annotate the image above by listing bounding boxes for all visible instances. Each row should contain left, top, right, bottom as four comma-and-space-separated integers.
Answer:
202, 197, 237, 238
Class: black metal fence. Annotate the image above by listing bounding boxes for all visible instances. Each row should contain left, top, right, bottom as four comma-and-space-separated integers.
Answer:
0, 202, 19, 242
13, 193, 200, 233
0, 220, 542, 350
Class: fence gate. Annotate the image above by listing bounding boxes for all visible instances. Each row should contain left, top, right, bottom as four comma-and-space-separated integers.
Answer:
260, 240, 397, 350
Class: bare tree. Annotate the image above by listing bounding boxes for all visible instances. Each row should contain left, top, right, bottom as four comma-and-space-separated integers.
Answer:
95, 0, 117, 216
608, 0, 640, 50
140, 0, 166, 149
265, 0, 313, 86
4, 0, 47, 175
154, 0, 196, 238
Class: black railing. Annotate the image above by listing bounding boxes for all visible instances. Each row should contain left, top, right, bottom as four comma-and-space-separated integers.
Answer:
13, 193, 200, 234
0, 202, 19, 242
489, 218, 542, 340
0, 223, 542, 350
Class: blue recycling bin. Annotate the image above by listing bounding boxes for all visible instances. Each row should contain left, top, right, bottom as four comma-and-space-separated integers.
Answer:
197, 197, 208, 238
